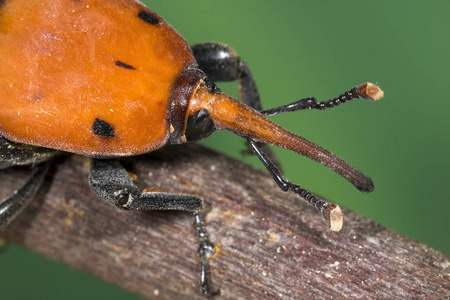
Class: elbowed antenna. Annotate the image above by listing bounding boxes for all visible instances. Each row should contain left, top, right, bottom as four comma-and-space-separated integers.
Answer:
188, 81, 383, 193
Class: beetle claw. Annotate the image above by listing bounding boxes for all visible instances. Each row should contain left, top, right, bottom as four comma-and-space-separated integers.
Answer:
200, 257, 220, 296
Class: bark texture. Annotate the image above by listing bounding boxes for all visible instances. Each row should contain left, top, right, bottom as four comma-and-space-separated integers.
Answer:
1, 144, 449, 299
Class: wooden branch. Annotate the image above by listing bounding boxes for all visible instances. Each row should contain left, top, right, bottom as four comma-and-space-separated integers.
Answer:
1, 144, 449, 299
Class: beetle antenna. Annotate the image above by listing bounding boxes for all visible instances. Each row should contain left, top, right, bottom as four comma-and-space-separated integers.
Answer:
188, 82, 380, 192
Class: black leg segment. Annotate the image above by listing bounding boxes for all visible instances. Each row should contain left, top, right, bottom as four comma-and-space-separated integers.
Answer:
0, 159, 52, 230
248, 140, 343, 231
89, 159, 204, 211
0, 136, 56, 169
88, 158, 218, 295
191, 42, 262, 111
194, 214, 219, 295
261, 82, 383, 116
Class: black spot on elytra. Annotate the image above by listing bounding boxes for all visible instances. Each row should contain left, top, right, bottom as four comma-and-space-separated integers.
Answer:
0, 0, 6, 7
93, 118, 115, 138
115, 60, 136, 70
138, 11, 159, 25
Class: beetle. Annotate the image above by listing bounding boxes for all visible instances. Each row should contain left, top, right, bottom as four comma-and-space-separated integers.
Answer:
0, 0, 383, 295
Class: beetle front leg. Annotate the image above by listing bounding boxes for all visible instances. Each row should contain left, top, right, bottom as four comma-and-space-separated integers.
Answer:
248, 140, 343, 231
0, 136, 56, 169
88, 158, 218, 295
0, 160, 52, 230
191, 42, 280, 168
261, 82, 383, 116
0, 137, 56, 230
192, 43, 262, 111
192, 44, 383, 115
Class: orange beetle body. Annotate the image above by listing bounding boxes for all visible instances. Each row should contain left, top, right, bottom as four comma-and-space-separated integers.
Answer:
0, 0, 195, 156
0, 0, 383, 295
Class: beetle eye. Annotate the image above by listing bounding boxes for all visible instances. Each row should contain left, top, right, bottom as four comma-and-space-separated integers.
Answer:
185, 109, 216, 142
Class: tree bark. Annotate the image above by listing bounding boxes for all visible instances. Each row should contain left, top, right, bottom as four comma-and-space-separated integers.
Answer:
1, 144, 449, 299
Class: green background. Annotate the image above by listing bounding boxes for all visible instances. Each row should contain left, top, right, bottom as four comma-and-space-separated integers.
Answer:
1, 1, 449, 299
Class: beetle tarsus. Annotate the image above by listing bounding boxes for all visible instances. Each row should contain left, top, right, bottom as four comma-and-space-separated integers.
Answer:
248, 140, 343, 231
287, 173, 343, 231
194, 213, 219, 296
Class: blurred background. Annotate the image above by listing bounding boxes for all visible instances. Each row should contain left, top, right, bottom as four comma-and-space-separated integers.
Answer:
1, 1, 449, 299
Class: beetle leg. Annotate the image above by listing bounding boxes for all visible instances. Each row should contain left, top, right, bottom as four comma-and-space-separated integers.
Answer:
247, 140, 343, 231
191, 43, 262, 110
193, 213, 219, 296
0, 137, 55, 229
0, 137, 57, 169
191, 42, 280, 168
261, 82, 383, 116
88, 158, 218, 295
0, 160, 52, 230
89, 159, 206, 211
